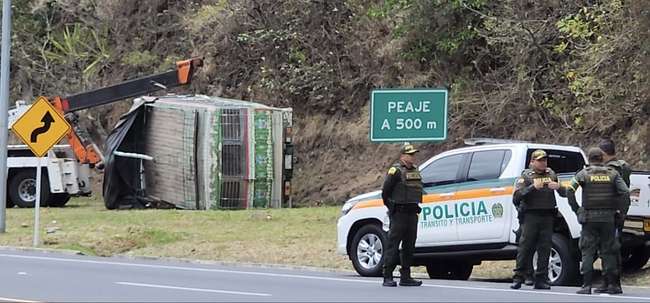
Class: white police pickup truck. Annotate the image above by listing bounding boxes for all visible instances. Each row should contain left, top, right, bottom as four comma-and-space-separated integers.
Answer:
337, 141, 650, 285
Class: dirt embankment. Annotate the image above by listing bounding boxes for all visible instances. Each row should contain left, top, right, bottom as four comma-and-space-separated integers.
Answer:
10, 1, 649, 205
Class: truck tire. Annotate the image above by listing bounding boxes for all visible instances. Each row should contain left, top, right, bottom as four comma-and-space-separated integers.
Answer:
534, 233, 579, 286
622, 246, 650, 272
450, 262, 473, 280
47, 193, 71, 207
426, 261, 473, 280
350, 224, 387, 277
8, 170, 50, 208
426, 262, 450, 279
5, 194, 14, 208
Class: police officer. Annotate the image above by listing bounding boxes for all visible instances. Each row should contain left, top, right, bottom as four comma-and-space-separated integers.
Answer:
511, 150, 566, 290
600, 139, 632, 186
594, 139, 632, 293
512, 163, 539, 287
567, 147, 629, 295
381, 143, 423, 287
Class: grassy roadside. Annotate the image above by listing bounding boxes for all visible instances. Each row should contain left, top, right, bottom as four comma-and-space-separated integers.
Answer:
0, 197, 349, 270
0, 197, 647, 287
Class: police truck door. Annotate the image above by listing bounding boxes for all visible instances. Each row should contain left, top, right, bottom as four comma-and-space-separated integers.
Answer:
455, 149, 513, 243
416, 153, 465, 246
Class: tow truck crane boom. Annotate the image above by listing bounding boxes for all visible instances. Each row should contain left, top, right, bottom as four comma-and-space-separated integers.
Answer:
49, 57, 203, 168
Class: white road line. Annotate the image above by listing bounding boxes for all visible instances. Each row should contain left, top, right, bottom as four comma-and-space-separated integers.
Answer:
115, 282, 271, 297
1, 253, 649, 301
0, 296, 39, 303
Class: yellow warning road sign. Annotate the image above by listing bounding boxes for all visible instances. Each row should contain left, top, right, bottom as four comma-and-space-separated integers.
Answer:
11, 96, 71, 157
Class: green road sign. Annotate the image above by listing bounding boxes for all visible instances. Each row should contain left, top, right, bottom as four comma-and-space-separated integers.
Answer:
370, 89, 448, 142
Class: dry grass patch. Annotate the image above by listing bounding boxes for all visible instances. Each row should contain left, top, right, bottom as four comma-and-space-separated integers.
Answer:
472, 261, 514, 281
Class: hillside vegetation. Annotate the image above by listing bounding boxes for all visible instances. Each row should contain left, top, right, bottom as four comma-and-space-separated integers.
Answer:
7, 0, 649, 204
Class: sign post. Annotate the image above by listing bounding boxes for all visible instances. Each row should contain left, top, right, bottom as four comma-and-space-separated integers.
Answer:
370, 89, 448, 142
11, 96, 71, 246
33, 158, 42, 247
0, 0, 14, 233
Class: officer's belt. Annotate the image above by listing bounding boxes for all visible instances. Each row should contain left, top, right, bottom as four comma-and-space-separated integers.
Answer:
393, 204, 419, 213
525, 208, 557, 215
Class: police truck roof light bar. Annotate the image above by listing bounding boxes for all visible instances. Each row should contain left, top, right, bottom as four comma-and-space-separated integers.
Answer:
463, 138, 529, 146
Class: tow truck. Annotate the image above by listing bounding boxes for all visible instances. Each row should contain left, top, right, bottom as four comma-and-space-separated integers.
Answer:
6, 58, 203, 208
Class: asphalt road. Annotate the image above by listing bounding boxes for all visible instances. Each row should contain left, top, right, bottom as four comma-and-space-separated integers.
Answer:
1, 248, 650, 302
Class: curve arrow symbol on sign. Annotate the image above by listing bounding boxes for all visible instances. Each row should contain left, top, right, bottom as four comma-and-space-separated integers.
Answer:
30, 111, 55, 143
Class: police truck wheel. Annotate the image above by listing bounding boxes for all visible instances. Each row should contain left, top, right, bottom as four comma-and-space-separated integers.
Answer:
426, 261, 473, 280
533, 233, 579, 286
47, 193, 71, 207
350, 224, 387, 277
8, 170, 50, 208
622, 246, 650, 272
450, 262, 473, 280
426, 262, 451, 279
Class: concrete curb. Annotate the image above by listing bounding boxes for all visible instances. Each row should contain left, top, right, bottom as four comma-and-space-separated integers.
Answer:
0, 245, 86, 256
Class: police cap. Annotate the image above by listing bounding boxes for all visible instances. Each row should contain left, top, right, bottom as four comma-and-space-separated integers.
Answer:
531, 149, 547, 160
400, 144, 419, 155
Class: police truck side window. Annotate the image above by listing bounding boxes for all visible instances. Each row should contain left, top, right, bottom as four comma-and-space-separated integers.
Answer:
526, 149, 585, 174
467, 150, 511, 181
421, 154, 464, 185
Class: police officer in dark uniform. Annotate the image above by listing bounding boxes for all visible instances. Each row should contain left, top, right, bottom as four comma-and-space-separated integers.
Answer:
567, 147, 629, 295
511, 149, 567, 290
512, 163, 539, 287
381, 143, 423, 287
599, 139, 632, 186
595, 139, 632, 293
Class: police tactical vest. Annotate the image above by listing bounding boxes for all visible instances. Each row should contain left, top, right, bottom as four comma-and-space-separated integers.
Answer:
391, 164, 423, 205
523, 169, 557, 210
582, 165, 618, 210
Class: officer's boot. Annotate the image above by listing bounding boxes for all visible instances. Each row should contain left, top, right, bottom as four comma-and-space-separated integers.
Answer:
524, 275, 534, 286
383, 276, 397, 287
382, 266, 397, 287
510, 279, 522, 290
398, 268, 422, 287
576, 272, 592, 294
576, 285, 592, 294
533, 274, 551, 290
382, 268, 397, 287
593, 275, 609, 293
607, 274, 623, 294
